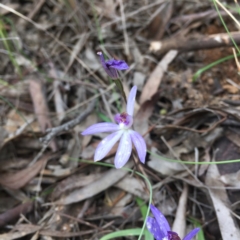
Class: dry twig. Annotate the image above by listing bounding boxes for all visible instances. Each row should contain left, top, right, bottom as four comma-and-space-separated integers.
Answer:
41, 100, 95, 145
150, 32, 240, 55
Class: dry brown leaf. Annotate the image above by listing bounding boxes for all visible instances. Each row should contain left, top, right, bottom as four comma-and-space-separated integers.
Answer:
4, 110, 38, 133
0, 224, 41, 240
134, 92, 159, 136
81, 113, 97, 148
29, 79, 51, 132
110, 193, 133, 216
220, 170, 240, 187
172, 183, 188, 238
58, 162, 133, 205
29, 79, 57, 152
0, 201, 33, 227
65, 33, 89, 72
222, 84, 239, 94
114, 175, 147, 200
2, 110, 39, 147
6, 223, 92, 240
0, 80, 29, 98
206, 163, 240, 239
148, 147, 185, 175
146, 2, 173, 40
95, 0, 116, 18
51, 172, 103, 200
53, 80, 65, 122
0, 155, 51, 189
133, 72, 145, 90
140, 50, 178, 104
11, 224, 94, 238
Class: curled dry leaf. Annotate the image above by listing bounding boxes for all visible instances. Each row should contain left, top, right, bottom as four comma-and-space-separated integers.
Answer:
114, 175, 147, 200
0, 154, 53, 189
51, 172, 103, 200
139, 50, 178, 104
134, 92, 159, 145
0, 201, 33, 228
172, 183, 188, 238
29, 79, 57, 152
3, 110, 39, 146
206, 163, 240, 239
58, 162, 133, 205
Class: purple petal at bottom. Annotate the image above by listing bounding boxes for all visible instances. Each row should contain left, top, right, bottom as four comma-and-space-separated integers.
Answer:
129, 130, 146, 163
94, 131, 123, 161
150, 205, 171, 236
105, 67, 118, 79
146, 217, 163, 240
168, 231, 181, 240
114, 132, 132, 168
183, 228, 200, 240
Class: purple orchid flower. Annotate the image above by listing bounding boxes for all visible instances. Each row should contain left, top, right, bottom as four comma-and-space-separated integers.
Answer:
82, 86, 146, 169
97, 51, 129, 79
147, 205, 200, 240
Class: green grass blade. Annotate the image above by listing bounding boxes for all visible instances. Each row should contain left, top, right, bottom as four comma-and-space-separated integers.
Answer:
213, 0, 240, 54
97, 112, 112, 122
188, 217, 205, 240
0, 18, 21, 76
136, 197, 154, 240
192, 54, 239, 82
136, 197, 148, 218
100, 228, 150, 240
148, 150, 240, 165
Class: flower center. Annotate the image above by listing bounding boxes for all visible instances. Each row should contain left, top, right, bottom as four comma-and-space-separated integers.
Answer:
167, 231, 181, 240
114, 112, 133, 128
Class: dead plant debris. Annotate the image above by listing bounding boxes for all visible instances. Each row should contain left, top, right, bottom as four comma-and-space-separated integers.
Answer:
0, 1, 240, 239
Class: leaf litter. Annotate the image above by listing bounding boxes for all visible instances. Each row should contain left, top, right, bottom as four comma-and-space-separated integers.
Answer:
0, 1, 240, 239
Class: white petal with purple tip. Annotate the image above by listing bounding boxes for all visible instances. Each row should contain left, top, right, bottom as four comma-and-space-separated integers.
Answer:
94, 131, 123, 161
81, 123, 120, 135
127, 86, 137, 116
129, 130, 146, 163
183, 228, 200, 240
114, 131, 132, 168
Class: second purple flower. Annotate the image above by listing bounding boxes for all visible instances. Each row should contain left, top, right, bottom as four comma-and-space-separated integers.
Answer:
82, 86, 146, 168
147, 204, 200, 240
97, 51, 129, 79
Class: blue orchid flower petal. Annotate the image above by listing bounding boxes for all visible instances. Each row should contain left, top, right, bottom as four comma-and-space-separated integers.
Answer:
127, 85, 137, 116
82, 123, 120, 135
129, 130, 146, 163
106, 59, 129, 70
94, 131, 123, 161
150, 205, 171, 236
183, 228, 200, 240
146, 217, 164, 240
97, 51, 129, 79
114, 131, 132, 168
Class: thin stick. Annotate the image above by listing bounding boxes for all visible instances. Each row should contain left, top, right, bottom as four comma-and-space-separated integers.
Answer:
40, 100, 95, 144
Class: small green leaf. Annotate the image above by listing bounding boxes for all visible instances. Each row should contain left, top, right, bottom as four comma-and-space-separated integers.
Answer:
97, 112, 112, 122
100, 228, 151, 240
